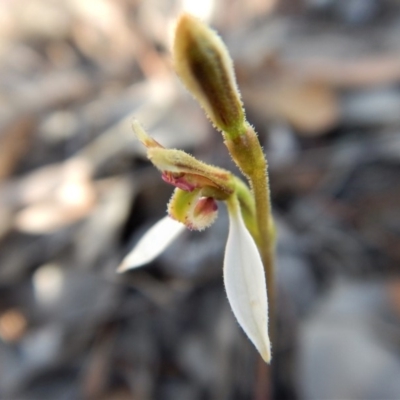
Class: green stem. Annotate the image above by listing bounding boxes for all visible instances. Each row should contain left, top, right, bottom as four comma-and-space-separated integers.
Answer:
249, 159, 275, 328
234, 177, 259, 245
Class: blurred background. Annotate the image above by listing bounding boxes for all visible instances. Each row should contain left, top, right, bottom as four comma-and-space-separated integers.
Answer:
1, 0, 400, 399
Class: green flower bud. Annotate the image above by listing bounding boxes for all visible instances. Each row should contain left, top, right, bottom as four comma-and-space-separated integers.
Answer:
173, 14, 246, 139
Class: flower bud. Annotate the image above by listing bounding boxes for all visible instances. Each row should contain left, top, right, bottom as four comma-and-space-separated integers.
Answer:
173, 14, 246, 139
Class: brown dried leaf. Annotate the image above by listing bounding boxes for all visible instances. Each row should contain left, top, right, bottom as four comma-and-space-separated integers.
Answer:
0, 115, 36, 181
0, 308, 28, 343
14, 158, 96, 234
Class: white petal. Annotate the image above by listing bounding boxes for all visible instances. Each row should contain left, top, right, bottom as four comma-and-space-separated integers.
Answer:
117, 216, 185, 272
224, 205, 271, 362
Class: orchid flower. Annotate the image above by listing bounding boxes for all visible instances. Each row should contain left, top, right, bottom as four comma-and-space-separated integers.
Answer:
118, 14, 275, 363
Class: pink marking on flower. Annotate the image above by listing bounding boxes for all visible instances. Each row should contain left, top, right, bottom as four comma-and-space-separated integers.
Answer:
194, 197, 218, 216
162, 172, 196, 192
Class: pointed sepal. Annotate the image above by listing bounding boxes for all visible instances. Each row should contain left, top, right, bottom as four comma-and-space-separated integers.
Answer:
117, 216, 185, 272
224, 197, 271, 362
